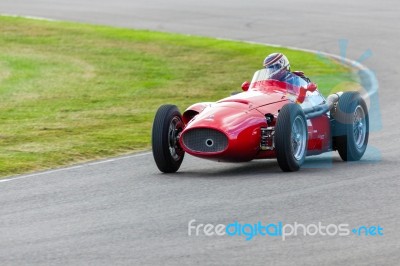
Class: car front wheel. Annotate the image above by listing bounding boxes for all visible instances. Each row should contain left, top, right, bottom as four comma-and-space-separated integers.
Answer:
275, 103, 308, 172
152, 104, 185, 173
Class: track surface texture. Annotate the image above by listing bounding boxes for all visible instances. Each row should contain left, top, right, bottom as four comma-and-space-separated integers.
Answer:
0, 0, 399, 265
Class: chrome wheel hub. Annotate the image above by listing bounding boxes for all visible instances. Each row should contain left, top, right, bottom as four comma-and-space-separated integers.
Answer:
168, 117, 183, 161
291, 116, 307, 161
353, 105, 366, 149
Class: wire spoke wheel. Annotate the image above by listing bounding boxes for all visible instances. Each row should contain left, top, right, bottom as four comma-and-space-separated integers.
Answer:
168, 117, 184, 161
152, 105, 185, 173
291, 116, 307, 161
275, 103, 308, 172
332, 92, 369, 161
353, 105, 366, 150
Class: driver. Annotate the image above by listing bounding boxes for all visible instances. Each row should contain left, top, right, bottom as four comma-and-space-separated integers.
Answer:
263, 52, 312, 87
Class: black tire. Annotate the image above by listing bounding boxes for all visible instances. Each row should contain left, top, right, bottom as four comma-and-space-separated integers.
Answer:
152, 105, 185, 173
332, 92, 369, 161
275, 103, 308, 172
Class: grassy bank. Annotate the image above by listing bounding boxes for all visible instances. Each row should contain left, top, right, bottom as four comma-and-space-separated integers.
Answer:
0, 16, 357, 177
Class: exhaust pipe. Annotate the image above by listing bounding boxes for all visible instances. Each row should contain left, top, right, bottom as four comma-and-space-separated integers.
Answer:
303, 92, 343, 119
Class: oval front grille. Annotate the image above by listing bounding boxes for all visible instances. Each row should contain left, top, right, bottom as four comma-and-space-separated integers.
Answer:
182, 128, 228, 153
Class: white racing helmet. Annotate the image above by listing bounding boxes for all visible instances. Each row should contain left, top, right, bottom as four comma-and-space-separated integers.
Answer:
263, 53, 290, 80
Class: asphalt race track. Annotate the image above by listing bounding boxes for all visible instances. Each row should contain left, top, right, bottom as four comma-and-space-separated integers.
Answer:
0, 0, 399, 265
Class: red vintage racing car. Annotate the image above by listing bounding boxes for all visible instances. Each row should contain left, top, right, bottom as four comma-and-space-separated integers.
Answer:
152, 68, 369, 172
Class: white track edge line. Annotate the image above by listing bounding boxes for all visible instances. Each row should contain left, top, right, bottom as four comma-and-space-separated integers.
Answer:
0, 152, 152, 183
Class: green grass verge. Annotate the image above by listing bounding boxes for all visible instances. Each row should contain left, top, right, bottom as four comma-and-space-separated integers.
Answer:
0, 16, 359, 177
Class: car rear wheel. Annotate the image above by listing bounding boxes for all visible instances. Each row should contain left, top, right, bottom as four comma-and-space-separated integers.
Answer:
152, 104, 185, 173
275, 103, 308, 172
332, 92, 369, 161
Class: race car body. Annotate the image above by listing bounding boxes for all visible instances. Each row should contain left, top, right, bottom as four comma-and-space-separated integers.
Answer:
152, 69, 369, 172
